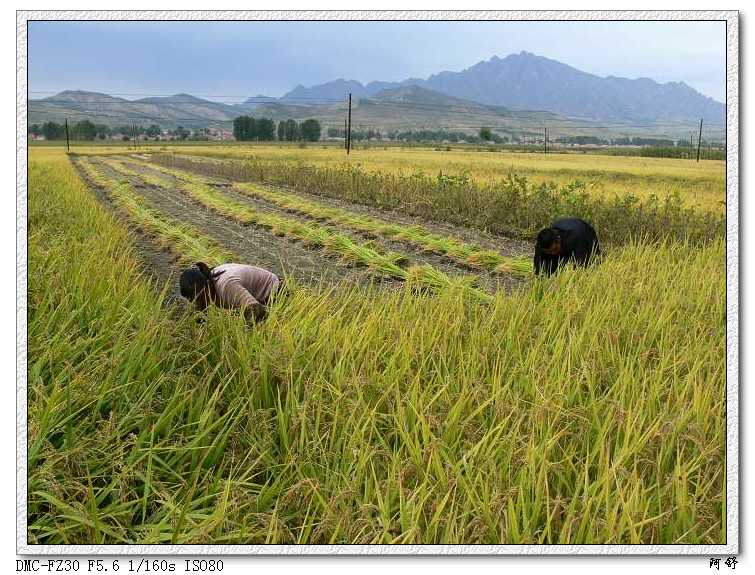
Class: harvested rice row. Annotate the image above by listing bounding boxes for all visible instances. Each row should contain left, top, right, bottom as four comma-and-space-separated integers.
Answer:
104, 157, 410, 277
100, 157, 173, 188
177, 179, 489, 299
76, 156, 113, 188
144, 158, 533, 278
111, 159, 490, 300
81, 158, 234, 266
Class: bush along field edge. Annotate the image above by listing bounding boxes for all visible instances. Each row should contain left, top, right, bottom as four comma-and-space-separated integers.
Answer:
149, 152, 726, 247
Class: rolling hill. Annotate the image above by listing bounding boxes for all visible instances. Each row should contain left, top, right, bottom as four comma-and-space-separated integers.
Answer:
29, 90, 239, 128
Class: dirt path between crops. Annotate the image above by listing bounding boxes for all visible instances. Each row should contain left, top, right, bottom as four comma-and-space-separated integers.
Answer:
125, 156, 527, 292
70, 156, 188, 311
155, 153, 533, 257
93, 157, 378, 288
213, 181, 520, 293
118, 157, 521, 292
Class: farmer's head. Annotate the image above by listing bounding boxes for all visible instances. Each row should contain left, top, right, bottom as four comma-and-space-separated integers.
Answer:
537, 228, 562, 256
180, 262, 214, 310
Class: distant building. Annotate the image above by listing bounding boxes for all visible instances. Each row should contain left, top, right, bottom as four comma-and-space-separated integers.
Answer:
205, 128, 233, 141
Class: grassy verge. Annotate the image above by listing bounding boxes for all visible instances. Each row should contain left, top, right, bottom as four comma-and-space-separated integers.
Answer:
142, 159, 532, 278
29, 149, 726, 544
151, 152, 725, 245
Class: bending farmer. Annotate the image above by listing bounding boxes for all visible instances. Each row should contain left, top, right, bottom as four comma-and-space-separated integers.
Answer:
180, 262, 285, 322
534, 217, 600, 276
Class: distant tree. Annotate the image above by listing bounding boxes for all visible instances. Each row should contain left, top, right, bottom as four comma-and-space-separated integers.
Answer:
175, 126, 189, 140
189, 128, 210, 141
282, 119, 299, 141
479, 127, 493, 141
327, 127, 341, 138
385, 128, 475, 144
234, 116, 260, 141
256, 118, 276, 141
146, 124, 161, 138
246, 117, 257, 140
233, 116, 244, 141
72, 120, 98, 140
300, 119, 321, 142
28, 124, 42, 136
277, 121, 285, 141
93, 123, 111, 139
42, 121, 64, 140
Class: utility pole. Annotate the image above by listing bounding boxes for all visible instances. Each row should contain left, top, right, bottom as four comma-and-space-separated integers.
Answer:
347, 93, 352, 155
344, 117, 347, 151
64, 119, 70, 152
696, 117, 703, 162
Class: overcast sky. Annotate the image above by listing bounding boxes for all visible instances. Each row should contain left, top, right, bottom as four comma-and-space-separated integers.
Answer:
28, 20, 727, 102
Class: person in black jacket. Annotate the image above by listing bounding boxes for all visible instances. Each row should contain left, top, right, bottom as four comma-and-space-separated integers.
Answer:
534, 217, 600, 276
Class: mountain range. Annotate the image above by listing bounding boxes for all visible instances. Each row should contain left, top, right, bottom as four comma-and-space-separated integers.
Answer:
282, 51, 724, 124
28, 51, 725, 136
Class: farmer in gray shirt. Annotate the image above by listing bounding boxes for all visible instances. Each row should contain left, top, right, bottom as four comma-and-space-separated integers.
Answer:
179, 262, 284, 322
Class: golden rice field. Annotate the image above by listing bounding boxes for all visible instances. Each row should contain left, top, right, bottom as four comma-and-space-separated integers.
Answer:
171, 143, 726, 211
39, 142, 726, 211
27, 145, 726, 545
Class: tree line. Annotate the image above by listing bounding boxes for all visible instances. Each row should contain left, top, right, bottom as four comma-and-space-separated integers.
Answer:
29, 121, 173, 141
29, 117, 323, 142
29, 120, 114, 141
233, 116, 321, 142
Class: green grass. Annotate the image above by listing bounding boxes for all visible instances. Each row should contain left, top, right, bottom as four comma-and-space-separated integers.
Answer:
28, 149, 726, 545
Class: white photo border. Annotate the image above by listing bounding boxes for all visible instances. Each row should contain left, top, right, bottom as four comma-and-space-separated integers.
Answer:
16, 9, 739, 555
